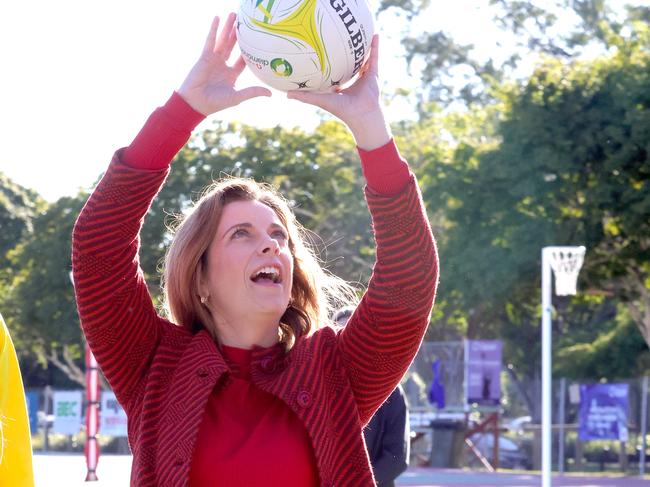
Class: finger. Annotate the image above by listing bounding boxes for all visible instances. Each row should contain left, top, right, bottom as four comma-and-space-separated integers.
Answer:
367, 34, 379, 77
359, 62, 369, 77
230, 55, 248, 78
355, 36, 376, 79
224, 16, 239, 56
215, 12, 237, 57
233, 86, 272, 104
202, 16, 221, 56
286, 90, 332, 111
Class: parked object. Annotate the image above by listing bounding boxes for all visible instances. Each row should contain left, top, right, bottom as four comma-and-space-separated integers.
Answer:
505, 416, 533, 435
472, 434, 531, 470
429, 419, 465, 468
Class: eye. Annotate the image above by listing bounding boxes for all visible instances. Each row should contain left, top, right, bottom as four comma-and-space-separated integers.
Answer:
232, 228, 249, 239
272, 229, 288, 240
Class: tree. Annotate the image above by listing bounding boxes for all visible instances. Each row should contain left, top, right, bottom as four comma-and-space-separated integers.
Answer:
3, 194, 87, 386
556, 305, 650, 379
404, 32, 650, 427
489, 36, 650, 350
0, 173, 44, 278
395, 0, 650, 106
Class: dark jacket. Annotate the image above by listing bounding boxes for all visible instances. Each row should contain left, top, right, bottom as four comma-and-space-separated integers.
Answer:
364, 385, 410, 487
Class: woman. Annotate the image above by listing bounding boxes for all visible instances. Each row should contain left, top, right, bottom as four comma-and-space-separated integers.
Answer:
72, 13, 438, 487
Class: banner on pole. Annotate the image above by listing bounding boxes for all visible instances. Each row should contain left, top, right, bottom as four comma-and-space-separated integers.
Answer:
578, 383, 629, 442
427, 359, 446, 409
465, 340, 502, 406
25, 390, 40, 433
101, 391, 128, 437
52, 390, 83, 435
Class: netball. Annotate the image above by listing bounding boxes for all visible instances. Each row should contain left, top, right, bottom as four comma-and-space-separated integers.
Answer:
236, 0, 374, 92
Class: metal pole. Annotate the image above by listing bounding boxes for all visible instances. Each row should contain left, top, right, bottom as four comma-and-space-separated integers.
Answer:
43, 385, 52, 452
640, 376, 648, 477
541, 248, 553, 487
464, 340, 469, 413
84, 343, 100, 481
558, 377, 566, 475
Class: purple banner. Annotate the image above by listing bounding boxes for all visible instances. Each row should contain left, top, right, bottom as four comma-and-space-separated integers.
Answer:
465, 340, 502, 406
578, 383, 629, 441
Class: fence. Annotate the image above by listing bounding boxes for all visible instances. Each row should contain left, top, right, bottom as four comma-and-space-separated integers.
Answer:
25, 386, 129, 454
403, 342, 650, 474
25, 343, 650, 475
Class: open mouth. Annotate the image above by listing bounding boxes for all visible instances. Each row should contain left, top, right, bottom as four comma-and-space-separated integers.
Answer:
250, 266, 282, 284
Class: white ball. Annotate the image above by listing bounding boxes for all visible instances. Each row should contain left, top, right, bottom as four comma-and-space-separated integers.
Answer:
236, 0, 375, 92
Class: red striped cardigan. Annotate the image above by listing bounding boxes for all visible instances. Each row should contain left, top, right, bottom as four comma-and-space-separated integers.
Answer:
72, 153, 438, 487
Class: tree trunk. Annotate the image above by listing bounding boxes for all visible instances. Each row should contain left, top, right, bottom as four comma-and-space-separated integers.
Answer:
619, 441, 629, 472
575, 438, 584, 470
626, 273, 650, 348
47, 345, 85, 386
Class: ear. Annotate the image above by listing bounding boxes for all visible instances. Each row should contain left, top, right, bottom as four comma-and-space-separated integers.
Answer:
196, 260, 210, 299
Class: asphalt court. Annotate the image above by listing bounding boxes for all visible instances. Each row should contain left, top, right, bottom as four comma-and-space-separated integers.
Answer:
33, 455, 650, 486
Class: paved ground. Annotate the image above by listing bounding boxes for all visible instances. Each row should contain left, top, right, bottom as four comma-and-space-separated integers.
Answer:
34, 454, 131, 486
33, 454, 650, 486
397, 467, 650, 486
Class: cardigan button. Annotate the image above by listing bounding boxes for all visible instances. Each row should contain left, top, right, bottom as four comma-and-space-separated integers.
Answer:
174, 454, 184, 466
297, 390, 312, 408
260, 357, 274, 372
197, 367, 209, 378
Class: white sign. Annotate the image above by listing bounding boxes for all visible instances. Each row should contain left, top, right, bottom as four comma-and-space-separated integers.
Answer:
101, 391, 128, 437
569, 383, 581, 405
52, 390, 82, 435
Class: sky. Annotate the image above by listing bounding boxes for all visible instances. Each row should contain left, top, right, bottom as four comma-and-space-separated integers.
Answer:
0, 0, 509, 201
1, 0, 639, 202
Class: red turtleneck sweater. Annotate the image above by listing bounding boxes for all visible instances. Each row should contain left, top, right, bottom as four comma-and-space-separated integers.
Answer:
188, 346, 319, 486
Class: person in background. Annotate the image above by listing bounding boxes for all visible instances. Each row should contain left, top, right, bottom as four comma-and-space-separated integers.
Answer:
334, 306, 410, 487
0, 312, 35, 486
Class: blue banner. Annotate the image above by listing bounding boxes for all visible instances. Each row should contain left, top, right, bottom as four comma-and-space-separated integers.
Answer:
25, 390, 40, 433
578, 383, 629, 441
428, 359, 446, 409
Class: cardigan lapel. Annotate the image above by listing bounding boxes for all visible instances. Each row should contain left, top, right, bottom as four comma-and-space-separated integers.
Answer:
155, 330, 228, 486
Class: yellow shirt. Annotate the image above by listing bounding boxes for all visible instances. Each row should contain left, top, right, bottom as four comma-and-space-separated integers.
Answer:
0, 313, 35, 486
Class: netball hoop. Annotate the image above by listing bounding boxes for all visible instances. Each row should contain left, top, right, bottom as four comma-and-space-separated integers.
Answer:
540, 245, 586, 487
546, 246, 586, 296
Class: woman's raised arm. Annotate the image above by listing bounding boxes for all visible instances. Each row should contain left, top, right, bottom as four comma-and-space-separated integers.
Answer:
288, 35, 439, 423
72, 13, 269, 409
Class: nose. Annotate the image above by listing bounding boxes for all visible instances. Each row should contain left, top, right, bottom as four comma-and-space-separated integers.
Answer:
259, 235, 280, 255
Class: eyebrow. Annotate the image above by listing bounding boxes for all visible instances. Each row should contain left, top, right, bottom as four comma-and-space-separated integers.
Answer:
222, 222, 287, 239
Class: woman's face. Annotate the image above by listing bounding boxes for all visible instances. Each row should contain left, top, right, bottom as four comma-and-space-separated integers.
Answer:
200, 199, 294, 329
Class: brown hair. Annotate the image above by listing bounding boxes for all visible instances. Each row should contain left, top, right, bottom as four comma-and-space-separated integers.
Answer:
162, 177, 357, 349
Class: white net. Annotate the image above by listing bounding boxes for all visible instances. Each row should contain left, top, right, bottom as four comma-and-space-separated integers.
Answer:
548, 246, 586, 296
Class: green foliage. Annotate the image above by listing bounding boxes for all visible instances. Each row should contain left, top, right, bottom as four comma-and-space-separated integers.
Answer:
0, 173, 44, 276
376, 0, 430, 18
556, 306, 650, 379
2, 194, 86, 386
415, 32, 650, 381
401, 0, 650, 106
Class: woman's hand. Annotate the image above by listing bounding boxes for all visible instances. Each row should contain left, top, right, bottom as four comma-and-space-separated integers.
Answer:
178, 13, 271, 116
286, 35, 391, 151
